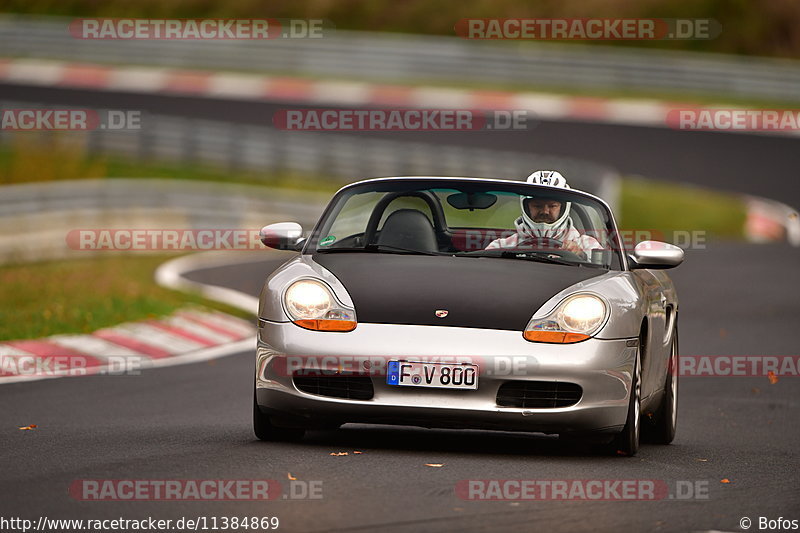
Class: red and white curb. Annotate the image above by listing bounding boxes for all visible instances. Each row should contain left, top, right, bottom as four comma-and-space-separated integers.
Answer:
2, 57, 799, 136
0, 308, 255, 384
0, 250, 272, 385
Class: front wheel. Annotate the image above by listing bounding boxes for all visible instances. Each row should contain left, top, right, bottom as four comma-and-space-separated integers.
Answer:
607, 347, 641, 456
646, 327, 678, 444
253, 392, 305, 442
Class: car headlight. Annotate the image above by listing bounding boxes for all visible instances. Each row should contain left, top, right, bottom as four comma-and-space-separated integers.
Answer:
523, 293, 608, 343
283, 279, 357, 332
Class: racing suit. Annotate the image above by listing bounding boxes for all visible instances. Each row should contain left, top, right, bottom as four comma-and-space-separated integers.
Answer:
486, 216, 604, 259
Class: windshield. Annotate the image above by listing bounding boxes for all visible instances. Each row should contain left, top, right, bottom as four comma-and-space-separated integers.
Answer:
307, 179, 624, 270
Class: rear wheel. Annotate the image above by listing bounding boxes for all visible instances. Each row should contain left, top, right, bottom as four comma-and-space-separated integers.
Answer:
607, 347, 641, 456
253, 392, 305, 442
646, 327, 678, 444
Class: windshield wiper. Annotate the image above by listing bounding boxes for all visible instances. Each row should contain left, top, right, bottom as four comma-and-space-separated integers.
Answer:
455, 249, 583, 266
317, 244, 444, 256
498, 251, 581, 266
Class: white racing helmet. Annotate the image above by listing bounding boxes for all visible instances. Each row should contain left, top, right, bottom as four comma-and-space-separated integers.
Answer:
517, 170, 573, 239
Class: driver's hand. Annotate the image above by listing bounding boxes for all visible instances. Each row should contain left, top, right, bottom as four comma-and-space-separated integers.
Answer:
562, 239, 586, 258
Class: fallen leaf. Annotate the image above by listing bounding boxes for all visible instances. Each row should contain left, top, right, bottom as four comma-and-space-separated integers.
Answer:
425, 463, 444, 468
329, 452, 348, 456
751, 387, 761, 394
287, 473, 297, 480
18, 425, 37, 430
768, 371, 779, 385
720, 478, 731, 484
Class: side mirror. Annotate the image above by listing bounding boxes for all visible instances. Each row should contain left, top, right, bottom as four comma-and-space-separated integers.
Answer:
628, 241, 684, 269
260, 222, 304, 251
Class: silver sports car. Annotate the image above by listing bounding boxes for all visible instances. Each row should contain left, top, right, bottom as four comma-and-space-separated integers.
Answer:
254, 175, 683, 456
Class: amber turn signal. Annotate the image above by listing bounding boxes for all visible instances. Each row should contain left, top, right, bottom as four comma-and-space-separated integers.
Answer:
523, 331, 589, 344
294, 319, 357, 332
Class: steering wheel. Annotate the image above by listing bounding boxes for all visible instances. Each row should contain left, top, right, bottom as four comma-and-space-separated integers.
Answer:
531, 237, 563, 250
509, 237, 587, 262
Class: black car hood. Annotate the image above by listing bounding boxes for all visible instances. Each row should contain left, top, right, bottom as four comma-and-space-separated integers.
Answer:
312, 253, 606, 331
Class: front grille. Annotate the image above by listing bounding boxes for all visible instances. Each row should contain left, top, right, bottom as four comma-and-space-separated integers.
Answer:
293, 373, 374, 400
496, 381, 582, 408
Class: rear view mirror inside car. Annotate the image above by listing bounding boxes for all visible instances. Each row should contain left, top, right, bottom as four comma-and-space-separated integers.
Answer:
447, 191, 497, 210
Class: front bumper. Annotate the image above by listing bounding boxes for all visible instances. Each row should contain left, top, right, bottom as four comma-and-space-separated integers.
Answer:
255, 321, 637, 435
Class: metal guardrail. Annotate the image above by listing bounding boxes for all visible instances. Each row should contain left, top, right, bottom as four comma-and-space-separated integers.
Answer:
0, 178, 330, 264
0, 178, 328, 225
1, 15, 799, 103
0, 101, 621, 205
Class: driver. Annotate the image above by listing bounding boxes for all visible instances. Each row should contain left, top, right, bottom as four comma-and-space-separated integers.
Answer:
486, 170, 603, 259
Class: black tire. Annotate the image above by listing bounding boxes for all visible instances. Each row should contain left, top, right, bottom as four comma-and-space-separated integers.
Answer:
608, 346, 641, 456
646, 327, 678, 444
253, 393, 305, 442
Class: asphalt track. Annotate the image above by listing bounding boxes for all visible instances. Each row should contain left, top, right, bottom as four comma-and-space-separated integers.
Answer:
1, 83, 800, 532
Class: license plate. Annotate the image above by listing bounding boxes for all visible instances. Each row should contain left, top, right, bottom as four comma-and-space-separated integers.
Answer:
386, 361, 478, 390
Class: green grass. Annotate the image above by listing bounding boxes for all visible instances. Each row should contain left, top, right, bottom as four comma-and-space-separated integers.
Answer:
619, 177, 747, 242
0, 255, 252, 342
0, 136, 342, 192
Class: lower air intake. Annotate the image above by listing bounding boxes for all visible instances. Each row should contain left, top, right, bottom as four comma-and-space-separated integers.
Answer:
496, 381, 582, 408
293, 373, 374, 400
